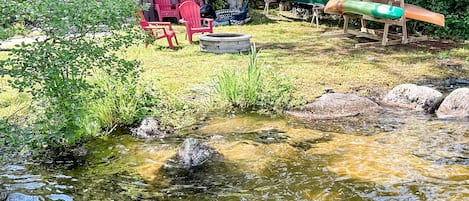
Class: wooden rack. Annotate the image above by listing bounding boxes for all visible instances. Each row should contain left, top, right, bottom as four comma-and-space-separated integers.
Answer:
327, 0, 427, 48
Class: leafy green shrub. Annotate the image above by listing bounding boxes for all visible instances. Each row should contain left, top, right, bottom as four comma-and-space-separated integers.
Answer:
0, 0, 141, 148
214, 45, 296, 114
0, 119, 27, 159
207, 0, 228, 10
406, 0, 468, 39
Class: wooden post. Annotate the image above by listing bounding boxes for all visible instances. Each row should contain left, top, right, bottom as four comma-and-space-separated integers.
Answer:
400, 0, 408, 44
343, 15, 350, 33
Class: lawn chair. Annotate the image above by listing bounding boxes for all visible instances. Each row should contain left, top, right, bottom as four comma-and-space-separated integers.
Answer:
179, 1, 213, 44
154, 0, 180, 22
137, 10, 179, 49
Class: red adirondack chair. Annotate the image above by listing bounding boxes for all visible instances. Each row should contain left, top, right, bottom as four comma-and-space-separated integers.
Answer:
154, 0, 180, 22
178, 1, 213, 44
178, 0, 204, 7
137, 10, 179, 49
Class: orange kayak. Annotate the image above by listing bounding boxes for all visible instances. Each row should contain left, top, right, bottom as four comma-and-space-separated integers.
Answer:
404, 4, 445, 26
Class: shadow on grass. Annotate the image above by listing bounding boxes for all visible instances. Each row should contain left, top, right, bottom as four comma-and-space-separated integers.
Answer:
389, 40, 466, 52
256, 41, 342, 60
246, 10, 279, 25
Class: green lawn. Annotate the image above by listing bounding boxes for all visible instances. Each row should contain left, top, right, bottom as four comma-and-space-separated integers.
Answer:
2, 9, 469, 117
127, 10, 469, 101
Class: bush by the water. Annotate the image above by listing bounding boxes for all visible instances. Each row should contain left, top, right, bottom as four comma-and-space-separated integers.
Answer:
87, 70, 197, 135
406, 0, 468, 39
214, 45, 296, 114
0, 0, 156, 153
87, 70, 161, 133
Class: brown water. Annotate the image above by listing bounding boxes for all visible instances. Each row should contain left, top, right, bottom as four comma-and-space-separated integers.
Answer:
1, 110, 468, 200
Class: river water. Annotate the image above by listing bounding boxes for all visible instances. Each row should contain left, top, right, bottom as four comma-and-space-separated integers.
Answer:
1, 109, 468, 200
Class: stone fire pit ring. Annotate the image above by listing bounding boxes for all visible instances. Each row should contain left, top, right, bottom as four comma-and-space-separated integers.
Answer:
199, 33, 252, 54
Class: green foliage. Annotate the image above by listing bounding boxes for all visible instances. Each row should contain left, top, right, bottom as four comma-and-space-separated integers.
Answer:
87, 70, 162, 133
207, 0, 228, 10
406, 0, 468, 39
214, 45, 296, 114
1, 0, 139, 40
86, 70, 196, 134
0, 0, 143, 148
0, 119, 27, 159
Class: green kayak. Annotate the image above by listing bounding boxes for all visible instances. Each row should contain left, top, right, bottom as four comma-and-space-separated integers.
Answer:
325, 0, 404, 19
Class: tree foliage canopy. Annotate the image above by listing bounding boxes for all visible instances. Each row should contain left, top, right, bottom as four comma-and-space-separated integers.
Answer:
1, 0, 145, 148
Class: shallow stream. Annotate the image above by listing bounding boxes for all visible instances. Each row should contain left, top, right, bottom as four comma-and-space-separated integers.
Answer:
1, 108, 468, 200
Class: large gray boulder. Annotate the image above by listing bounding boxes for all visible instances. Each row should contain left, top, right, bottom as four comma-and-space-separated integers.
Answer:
131, 116, 164, 138
287, 93, 381, 120
383, 84, 444, 113
436, 87, 469, 118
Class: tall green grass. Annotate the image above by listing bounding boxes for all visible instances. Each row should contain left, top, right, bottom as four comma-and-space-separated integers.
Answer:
214, 45, 296, 114
86, 70, 197, 134
86, 70, 160, 133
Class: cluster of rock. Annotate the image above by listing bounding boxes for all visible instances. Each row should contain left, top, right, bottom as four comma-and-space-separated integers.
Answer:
383, 84, 469, 118
287, 84, 469, 120
131, 116, 221, 172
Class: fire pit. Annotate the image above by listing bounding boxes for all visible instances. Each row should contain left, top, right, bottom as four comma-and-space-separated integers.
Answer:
199, 33, 252, 53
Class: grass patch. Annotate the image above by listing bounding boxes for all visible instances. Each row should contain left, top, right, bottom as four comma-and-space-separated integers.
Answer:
213, 45, 296, 113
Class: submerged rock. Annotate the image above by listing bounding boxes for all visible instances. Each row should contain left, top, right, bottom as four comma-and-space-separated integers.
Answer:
131, 116, 164, 138
413, 131, 469, 166
436, 87, 469, 119
382, 84, 444, 113
287, 93, 381, 120
167, 138, 219, 170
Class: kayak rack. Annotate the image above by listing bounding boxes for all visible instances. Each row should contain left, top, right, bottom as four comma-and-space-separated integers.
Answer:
325, 0, 428, 48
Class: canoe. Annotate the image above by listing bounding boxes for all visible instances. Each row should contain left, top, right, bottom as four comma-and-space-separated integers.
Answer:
325, 0, 404, 19
404, 4, 444, 26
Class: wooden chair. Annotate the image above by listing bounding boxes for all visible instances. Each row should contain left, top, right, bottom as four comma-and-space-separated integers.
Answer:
179, 1, 213, 44
154, 0, 181, 22
137, 10, 179, 49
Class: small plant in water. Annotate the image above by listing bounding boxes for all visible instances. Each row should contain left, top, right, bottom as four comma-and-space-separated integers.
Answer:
214, 45, 296, 114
